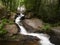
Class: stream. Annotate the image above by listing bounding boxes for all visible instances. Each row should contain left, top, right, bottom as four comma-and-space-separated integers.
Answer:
15, 6, 55, 45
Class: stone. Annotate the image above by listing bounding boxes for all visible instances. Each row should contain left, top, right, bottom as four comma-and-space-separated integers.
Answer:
24, 12, 34, 19
0, 35, 40, 45
49, 26, 60, 45
22, 18, 44, 32
20, 35, 40, 45
4, 23, 19, 36
51, 26, 60, 38
9, 12, 16, 21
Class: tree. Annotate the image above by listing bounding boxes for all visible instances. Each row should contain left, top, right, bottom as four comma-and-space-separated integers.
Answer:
39, 0, 59, 23
24, 0, 59, 23
1, 0, 23, 12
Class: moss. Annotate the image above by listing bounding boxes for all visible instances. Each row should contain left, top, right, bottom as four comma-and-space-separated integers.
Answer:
0, 29, 7, 36
41, 23, 51, 31
0, 18, 14, 36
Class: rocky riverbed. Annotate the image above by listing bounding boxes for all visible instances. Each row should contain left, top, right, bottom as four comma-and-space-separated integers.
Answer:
0, 11, 60, 45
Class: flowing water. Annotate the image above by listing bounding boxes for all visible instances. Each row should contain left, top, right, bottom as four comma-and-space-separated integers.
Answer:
15, 6, 55, 45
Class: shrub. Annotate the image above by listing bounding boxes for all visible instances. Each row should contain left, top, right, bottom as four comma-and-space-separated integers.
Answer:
0, 18, 14, 36
41, 24, 51, 31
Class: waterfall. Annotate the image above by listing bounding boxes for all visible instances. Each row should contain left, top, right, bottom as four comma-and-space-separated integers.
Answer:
15, 6, 55, 45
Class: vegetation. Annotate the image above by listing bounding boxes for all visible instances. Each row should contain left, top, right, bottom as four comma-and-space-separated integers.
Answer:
1, 0, 24, 12
41, 23, 51, 31
1, 0, 60, 24
0, 18, 14, 36
1, 0, 60, 23
24, 0, 60, 24
0, 0, 60, 39
0, 19, 8, 36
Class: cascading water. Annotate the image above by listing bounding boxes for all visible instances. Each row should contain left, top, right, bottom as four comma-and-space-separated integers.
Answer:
15, 5, 55, 45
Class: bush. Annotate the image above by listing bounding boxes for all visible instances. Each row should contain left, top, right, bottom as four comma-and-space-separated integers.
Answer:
0, 18, 14, 36
41, 24, 51, 31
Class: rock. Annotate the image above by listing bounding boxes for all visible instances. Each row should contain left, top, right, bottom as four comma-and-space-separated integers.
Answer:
50, 26, 60, 45
0, 35, 40, 45
4, 24, 19, 36
0, 4, 11, 19
51, 26, 60, 38
9, 12, 16, 21
22, 18, 44, 32
20, 35, 40, 45
50, 34, 60, 45
24, 11, 34, 19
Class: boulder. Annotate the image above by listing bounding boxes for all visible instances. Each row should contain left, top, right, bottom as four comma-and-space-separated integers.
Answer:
4, 24, 19, 36
9, 12, 16, 21
51, 26, 60, 38
24, 12, 34, 19
0, 35, 40, 45
22, 18, 44, 32
20, 35, 40, 45
49, 26, 60, 45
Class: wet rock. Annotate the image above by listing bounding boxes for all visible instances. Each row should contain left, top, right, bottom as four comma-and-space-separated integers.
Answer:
4, 24, 19, 36
22, 18, 44, 32
0, 35, 40, 45
51, 26, 60, 38
50, 35, 60, 45
20, 35, 40, 45
17, 5, 26, 13
49, 26, 60, 45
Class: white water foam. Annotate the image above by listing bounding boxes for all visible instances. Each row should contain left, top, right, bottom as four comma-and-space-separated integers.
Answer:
15, 6, 55, 45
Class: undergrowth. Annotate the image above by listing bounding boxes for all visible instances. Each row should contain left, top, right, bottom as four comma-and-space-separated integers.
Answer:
0, 18, 14, 36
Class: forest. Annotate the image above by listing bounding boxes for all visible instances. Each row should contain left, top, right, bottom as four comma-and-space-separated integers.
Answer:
0, 0, 60, 45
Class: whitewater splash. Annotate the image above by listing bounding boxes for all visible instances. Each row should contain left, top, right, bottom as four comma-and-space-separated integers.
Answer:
15, 6, 55, 45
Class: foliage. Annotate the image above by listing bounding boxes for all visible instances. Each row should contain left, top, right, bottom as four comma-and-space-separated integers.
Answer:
0, 20, 7, 36
0, 29, 7, 36
0, 18, 14, 36
24, 0, 60, 24
0, 0, 60, 24
1, 18, 14, 24
50, 22, 60, 27
41, 24, 51, 31
0, 0, 25, 12
24, 0, 36, 11
38, 0, 59, 23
